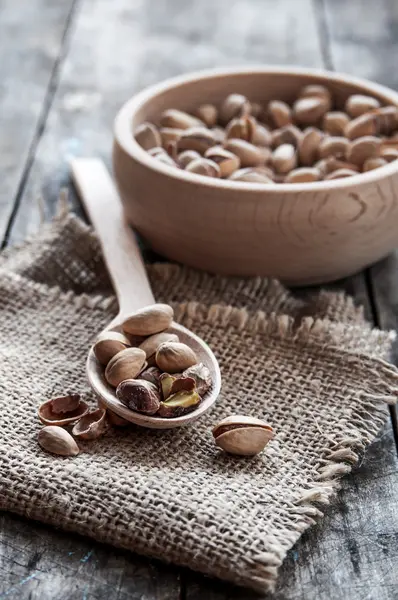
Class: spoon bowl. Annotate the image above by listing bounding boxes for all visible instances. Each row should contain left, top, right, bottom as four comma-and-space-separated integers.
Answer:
72, 158, 221, 429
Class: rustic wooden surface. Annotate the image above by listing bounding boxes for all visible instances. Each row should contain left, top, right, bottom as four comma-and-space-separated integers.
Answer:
0, 0, 397, 598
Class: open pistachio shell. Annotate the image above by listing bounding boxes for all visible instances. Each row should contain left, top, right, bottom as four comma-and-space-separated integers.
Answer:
72, 408, 107, 440
38, 396, 89, 426
212, 415, 274, 456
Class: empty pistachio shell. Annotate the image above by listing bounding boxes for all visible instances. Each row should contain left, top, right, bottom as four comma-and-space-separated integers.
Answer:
156, 341, 197, 373
122, 304, 174, 336
195, 104, 218, 128
178, 149, 201, 168
345, 94, 380, 118
183, 363, 212, 396
116, 379, 161, 415
293, 97, 329, 126
72, 408, 107, 440
204, 146, 240, 177
298, 127, 324, 166
272, 144, 297, 174
212, 415, 274, 456
135, 123, 161, 150
158, 390, 201, 418
322, 111, 350, 136
268, 100, 292, 128
93, 331, 131, 365
105, 347, 146, 388
38, 396, 90, 427
177, 127, 216, 154
138, 366, 163, 386
186, 157, 220, 177
346, 136, 381, 167
159, 109, 203, 130
38, 426, 80, 457
363, 157, 388, 171
318, 136, 350, 160
285, 167, 320, 183
219, 93, 251, 125
224, 139, 270, 168
139, 331, 179, 365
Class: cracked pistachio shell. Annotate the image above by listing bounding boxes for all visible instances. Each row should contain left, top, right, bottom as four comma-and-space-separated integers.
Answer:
212, 415, 274, 456
38, 426, 80, 457
186, 157, 220, 178
105, 347, 146, 388
38, 396, 90, 427
204, 146, 240, 178
158, 390, 201, 418
139, 332, 179, 366
178, 149, 201, 168
72, 408, 107, 440
182, 363, 212, 396
93, 331, 131, 365
156, 341, 197, 374
122, 304, 174, 336
116, 379, 161, 415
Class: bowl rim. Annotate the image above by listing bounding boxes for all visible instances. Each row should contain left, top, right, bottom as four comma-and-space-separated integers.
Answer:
114, 65, 398, 192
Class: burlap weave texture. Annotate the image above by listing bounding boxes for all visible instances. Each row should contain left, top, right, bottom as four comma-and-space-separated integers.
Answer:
0, 213, 396, 593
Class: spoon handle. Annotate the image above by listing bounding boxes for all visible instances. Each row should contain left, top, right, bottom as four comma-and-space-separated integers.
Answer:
71, 158, 155, 317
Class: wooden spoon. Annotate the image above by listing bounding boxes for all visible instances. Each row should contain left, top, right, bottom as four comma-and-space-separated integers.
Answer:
71, 158, 221, 429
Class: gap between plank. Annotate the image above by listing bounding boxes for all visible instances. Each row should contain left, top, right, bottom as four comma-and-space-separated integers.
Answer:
0, 0, 80, 250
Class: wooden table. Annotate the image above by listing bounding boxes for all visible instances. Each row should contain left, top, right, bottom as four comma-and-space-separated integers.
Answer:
1, 0, 398, 598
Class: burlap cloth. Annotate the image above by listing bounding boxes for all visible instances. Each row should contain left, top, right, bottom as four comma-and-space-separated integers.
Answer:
0, 211, 397, 593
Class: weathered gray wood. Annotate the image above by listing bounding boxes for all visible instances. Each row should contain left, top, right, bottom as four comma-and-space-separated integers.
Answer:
0, 0, 77, 244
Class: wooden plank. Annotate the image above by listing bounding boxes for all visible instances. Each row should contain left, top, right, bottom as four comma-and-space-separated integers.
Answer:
0, 0, 77, 244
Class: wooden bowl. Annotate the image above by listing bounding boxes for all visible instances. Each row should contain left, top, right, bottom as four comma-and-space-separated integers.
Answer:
113, 66, 398, 285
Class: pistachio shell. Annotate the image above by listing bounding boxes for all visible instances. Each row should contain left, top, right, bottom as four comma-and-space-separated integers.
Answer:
182, 363, 212, 396
204, 146, 241, 178
116, 379, 161, 415
159, 109, 203, 130
38, 396, 89, 426
185, 157, 220, 178
225, 116, 256, 142
363, 157, 388, 171
344, 113, 378, 140
219, 93, 251, 125
158, 390, 201, 418
105, 347, 147, 387
138, 366, 163, 386
93, 331, 131, 365
212, 415, 274, 456
38, 426, 80, 457
122, 304, 174, 336
159, 373, 176, 400
177, 127, 216, 154
298, 127, 324, 166
322, 111, 350, 136
72, 408, 107, 440
380, 147, 398, 162
160, 127, 184, 146
178, 149, 201, 168
345, 94, 380, 118
293, 97, 329, 125
324, 168, 358, 180
299, 84, 332, 109
139, 331, 179, 365
318, 136, 350, 160
229, 167, 273, 183
135, 122, 161, 150
271, 125, 302, 148
346, 136, 381, 167
195, 104, 218, 128
156, 341, 197, 373
285, 167, 320, 183
267, 100, 292, 128
224, 139, 270, 168
272, 144, 297, 174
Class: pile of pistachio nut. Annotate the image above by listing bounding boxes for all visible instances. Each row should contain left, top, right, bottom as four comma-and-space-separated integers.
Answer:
135, 86, 398, 183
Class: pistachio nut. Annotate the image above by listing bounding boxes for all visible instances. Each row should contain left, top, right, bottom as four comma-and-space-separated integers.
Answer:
380, 147, 398, 162
157, 390, 201, 418
298, 127, 324, 166
159, 373, 176, 400
344, 113, 378, 140
363, 156, 388, 171
346, 135, 381, 168
139, 331, 179, 366
315, 157, 359, 176
299, 84, 332, 110
271, 124, 302, 148
139, 365, 163, 386
93, 331, 131, 365
195, 103, 218, 128
204, 146, 241, 178
178, 149, 201, 168
122, 304, 174, 336
160, 127, 184, 146
229, 167, 273, 183
105, 347, 146, 388
267, 100, 292, 128
293, 96, 329, 126
318, 136, 350, 160
38, 395, 90, 427
322, 111, 350, 136
159, 108, 203, 130
324, 168, 358, 180
224, 139, 270, 168
183, 363, 212, 396
272, 143, 297, 174
135, 122, 162, 150
345, 94, 380, 118
212, 126, 226, 144
156, 341, 197, 373
251, 123, 272, 147
186, 157, 220, 177
374, 106, 398, 135
219, 93, 251, 125
177, 127, 217, 154
38, 426, 80, 457
285, 167, 321, 183
116, 379, 161, 415
72, 408, 107, 440
225, 116, 256, 142
212, 415, 274, 456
